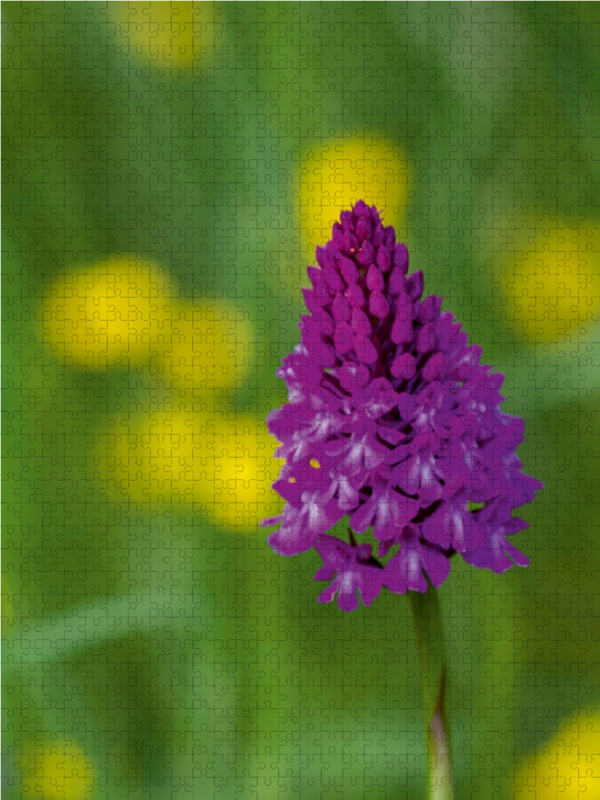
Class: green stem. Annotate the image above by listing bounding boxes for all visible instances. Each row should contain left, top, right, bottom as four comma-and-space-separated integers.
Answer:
408, 582, 453, 800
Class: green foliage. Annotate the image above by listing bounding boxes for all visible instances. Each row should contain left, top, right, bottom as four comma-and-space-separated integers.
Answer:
3, 3, 600, 799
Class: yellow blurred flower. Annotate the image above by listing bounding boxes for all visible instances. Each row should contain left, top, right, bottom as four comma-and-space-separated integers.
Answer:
97, 409, 206, 506
41, 256, 172, 368
206, 413, 284, 529
514, 710, 600, 799
108, 1, 216, 69
20, 740, 94, 800
157, 299, 253, 391
502, 224, 600, 342
95, 410, 283, 528
298, 136, 410, 258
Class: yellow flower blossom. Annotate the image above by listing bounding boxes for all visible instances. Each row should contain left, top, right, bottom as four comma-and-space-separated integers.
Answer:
41, 256, 172, 368
95, 410, 283, 528
503, 224, 600, 342
95, 409, 204, 506
156, 299, 253, 391
514, 710, 600, 799
298, 136, 410, 258
107, 1, 216, 69
20, 740, 94, 800
205, 413, 284, 529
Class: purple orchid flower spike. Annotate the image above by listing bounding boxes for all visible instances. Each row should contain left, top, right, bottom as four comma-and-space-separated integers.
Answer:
262, 201, 543, 611
314, 531, 385, 613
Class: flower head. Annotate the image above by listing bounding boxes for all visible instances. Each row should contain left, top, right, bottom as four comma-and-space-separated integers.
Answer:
41, 257, 171, 369
314, 533, 385, 612
263, 201, 543, 611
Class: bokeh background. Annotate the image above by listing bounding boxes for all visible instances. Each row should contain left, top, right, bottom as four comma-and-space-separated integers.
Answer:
3, 3, 600, 798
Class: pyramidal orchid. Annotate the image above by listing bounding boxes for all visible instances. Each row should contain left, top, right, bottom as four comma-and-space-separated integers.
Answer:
263, 200, 542, 612
262, 200, 543, 799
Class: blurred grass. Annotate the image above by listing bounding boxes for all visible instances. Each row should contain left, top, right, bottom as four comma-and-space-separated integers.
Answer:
3, 3, 600, 799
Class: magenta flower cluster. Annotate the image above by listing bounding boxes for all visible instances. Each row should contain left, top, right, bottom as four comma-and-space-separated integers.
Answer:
263, 201, 543, 612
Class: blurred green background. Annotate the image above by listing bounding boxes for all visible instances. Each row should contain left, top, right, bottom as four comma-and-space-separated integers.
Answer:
3, 3, 600, 799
